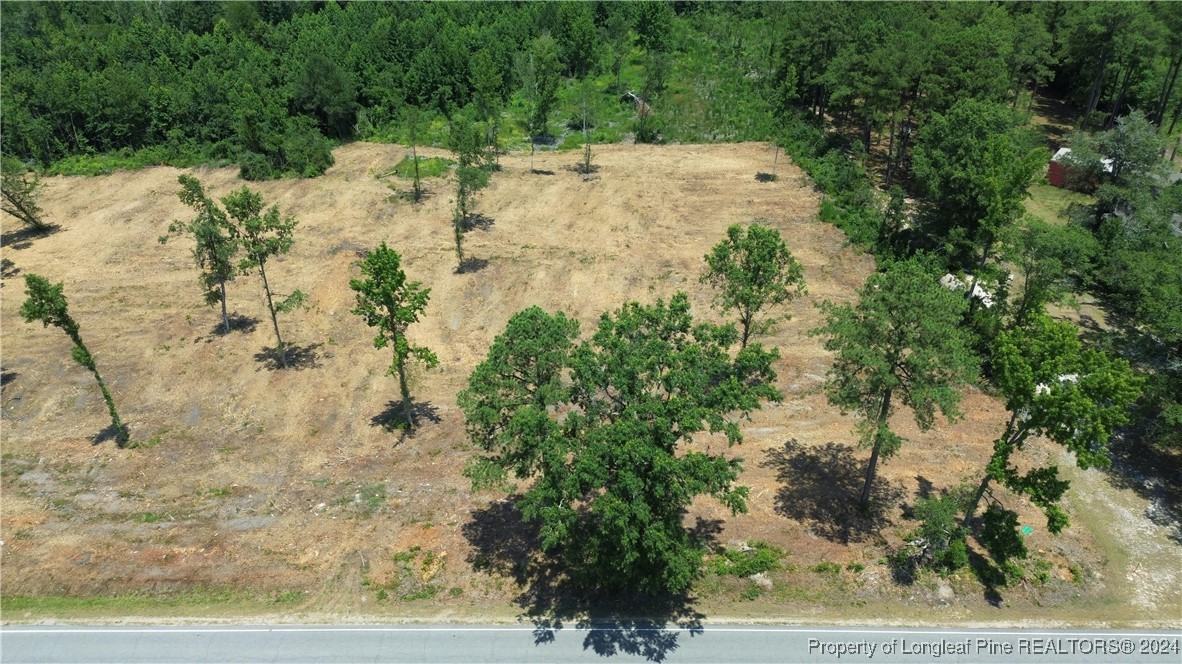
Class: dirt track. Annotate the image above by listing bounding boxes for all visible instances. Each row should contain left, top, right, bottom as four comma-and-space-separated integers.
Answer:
2, 143, 1177, 625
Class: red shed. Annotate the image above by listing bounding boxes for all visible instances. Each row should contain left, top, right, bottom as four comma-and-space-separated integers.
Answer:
1048, 147, 1114, 191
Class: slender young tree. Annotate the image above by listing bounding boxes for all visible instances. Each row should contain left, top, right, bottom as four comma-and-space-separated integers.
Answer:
515, 34, 563, 140
702, 223, 806, 348
403, 105, 426, 203
161, 175, 239, 333
223, 187, 305, 368
350, 243, 438, 430
813, 258, 978, 509
21, 274, 128, 446
470, 50, 503, 169
449, 112, 490, 271
1, 165, 51, 232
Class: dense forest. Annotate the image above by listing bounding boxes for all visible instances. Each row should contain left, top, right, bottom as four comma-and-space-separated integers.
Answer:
2, 0, 1181, 599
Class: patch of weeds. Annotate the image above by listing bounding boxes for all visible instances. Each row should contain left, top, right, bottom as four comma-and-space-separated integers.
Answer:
308, 478, 332, 488
1068, 564, 1084, 584
1029, 557, 1053, 586
448, 587, 463, 598
707, 541, 786, 577
811, 561, 843, 579
334, 483, 387, 517
274, 590, 303, 604
386, 156, 454, 179
846, 562, 865, 573
197, 486, 232, 498
740, 584, 766, 601
0, 453, 34, 478
370, 546, 446, 602
130, 436, 164, 450
134, 512, 165, 523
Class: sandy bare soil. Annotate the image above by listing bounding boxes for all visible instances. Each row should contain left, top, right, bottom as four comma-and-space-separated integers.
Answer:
1, 142, 1178, 626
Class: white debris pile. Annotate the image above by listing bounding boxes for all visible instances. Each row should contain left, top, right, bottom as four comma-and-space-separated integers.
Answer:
939, 273, 996, 308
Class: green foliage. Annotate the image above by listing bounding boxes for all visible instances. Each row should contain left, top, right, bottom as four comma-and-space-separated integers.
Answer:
979, 504, 1027, 568
912, 489, 971, 572
162, 175, 238, 333
280, 116, 335, 178
459, 293, 782, 595
701, 223, 806, 348
20, 274, 128, 446
970, 314, 1143, 534
448, 111, 492, 268
223, 186, 302, 368
1, 164, 50, 231
390, 157, 453, 180
911, 99, 1045, 269
516, 34, 563, 138
813, 258, 978, 507
811, 561, 842, 575
708, 542, 785, 578
778, 114, 882, 251
1002, 219, 1098, 326
350, 243, 438, 429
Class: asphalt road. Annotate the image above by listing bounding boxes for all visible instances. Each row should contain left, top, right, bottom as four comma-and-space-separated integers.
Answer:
2, 624, 1179, 663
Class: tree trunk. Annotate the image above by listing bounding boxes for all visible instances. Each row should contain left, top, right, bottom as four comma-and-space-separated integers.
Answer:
771, 145, 780, 178
963, 473, 993, 527
859, 388, 893, 509
965, 239, 993, 317
861, 114, 872, 156
258, 261, 286, 368
1153, 55, 1181, 126
393, 330, 415, 430
220, 280, 230, 334
1169, 96, 1182, 137
92, 368, 128, 447
411, 142, 422, 203
71, 335, 129, 447
1, 186, 49, 231
1105, 65, 1133, 129
885, 112, 898, 187
1026, 81, 1039, 114
1081, 46, 1110, 129
964, 413, 1022, 526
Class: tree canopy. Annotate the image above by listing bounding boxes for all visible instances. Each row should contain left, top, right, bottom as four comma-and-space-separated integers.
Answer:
701, 222, 806, 349
459, 294, 781, 594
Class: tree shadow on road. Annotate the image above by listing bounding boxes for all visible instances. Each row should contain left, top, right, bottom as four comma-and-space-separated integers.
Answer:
462, 499, 708, 662
760, 439, 903, 545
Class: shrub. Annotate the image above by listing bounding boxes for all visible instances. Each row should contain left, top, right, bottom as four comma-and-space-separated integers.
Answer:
708, 541, 785, 577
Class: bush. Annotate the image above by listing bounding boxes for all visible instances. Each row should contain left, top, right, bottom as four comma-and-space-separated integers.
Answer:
777, 112, 885, 255
708, 541, 785, 577
282, 118, 335, 177
238, 151, 274, 181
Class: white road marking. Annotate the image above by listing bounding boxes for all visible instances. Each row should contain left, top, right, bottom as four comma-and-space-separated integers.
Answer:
3, 627, 1174, 636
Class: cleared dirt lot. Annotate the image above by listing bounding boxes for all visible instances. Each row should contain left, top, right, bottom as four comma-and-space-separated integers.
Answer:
1, 143, 1177, 625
